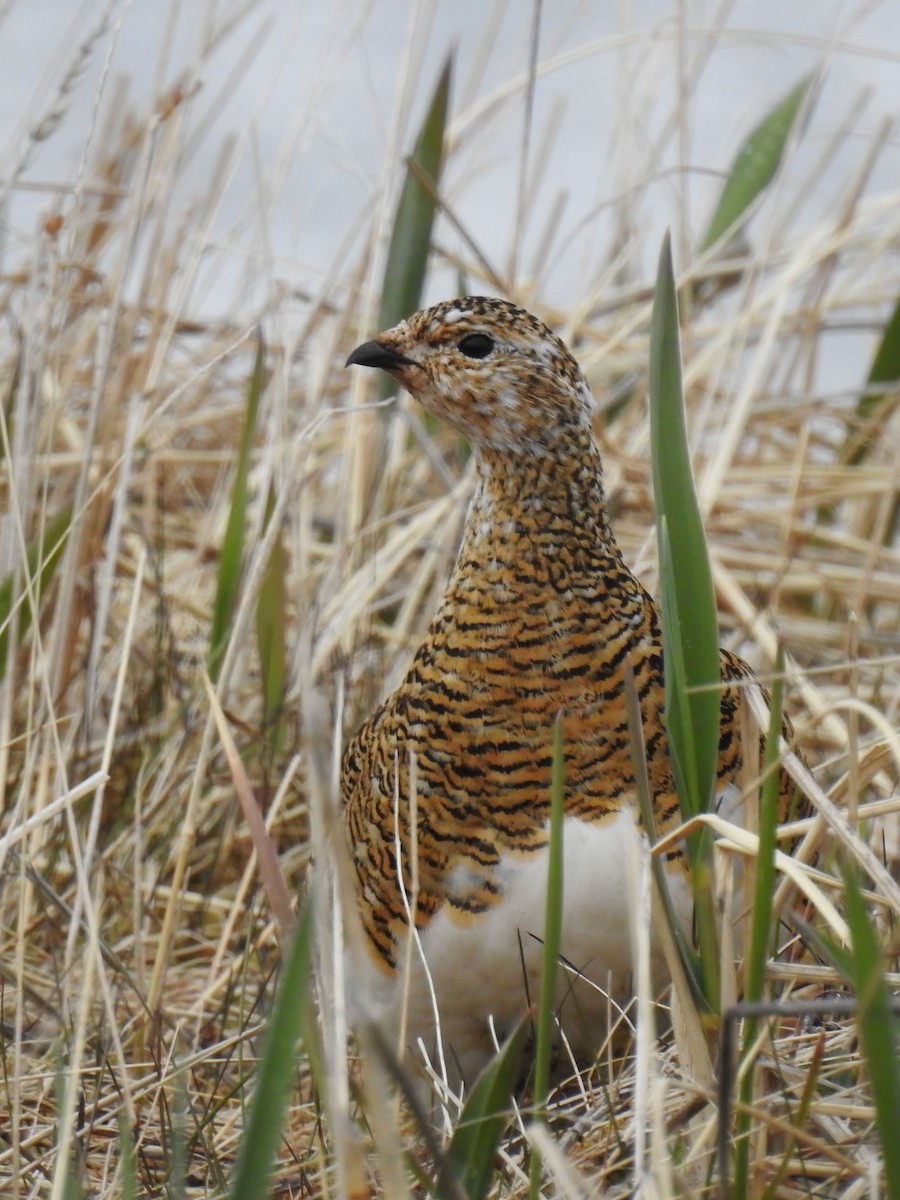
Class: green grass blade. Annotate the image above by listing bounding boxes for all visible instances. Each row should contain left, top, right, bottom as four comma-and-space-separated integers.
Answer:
659, 520, 720, 1012
843, 864, 900, 1197
119, 1117, 137, 1200
839, 291, 900, 469
624, 658, 708, 1010
255, 482, 287, 762
61, 1166, 84, 1200
166, 1071, 189, 1200
208, 334, 266, 681
528, 711, 566, 1200
733, 642, 785, 1200
0, 341, 22, 467
649, 234, 721, 816
656, 519, 701, 813
845, 293, 900, 544
228, 901, 313, 1200
649, 232, 721, 1010
0, 503, 72, 679
794, 866, 900, 1197
816, 293, 900, 539
377, 54, 452, 399
785, 907, 853, 983
436, 1020, 525, 1200
53, 1043, 85, 1200
699, 75, 814, 254
649, 234, 721, 817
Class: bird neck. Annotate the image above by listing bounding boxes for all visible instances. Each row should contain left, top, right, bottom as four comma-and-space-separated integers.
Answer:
456, 432, 621, 577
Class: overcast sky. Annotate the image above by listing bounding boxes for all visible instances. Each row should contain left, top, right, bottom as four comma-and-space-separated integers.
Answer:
0, 0, 897, 344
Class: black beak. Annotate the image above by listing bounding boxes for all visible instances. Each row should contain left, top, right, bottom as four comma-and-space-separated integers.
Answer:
345, 339, 414, 371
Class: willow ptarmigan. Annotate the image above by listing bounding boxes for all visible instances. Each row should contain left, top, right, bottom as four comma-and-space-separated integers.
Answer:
343, 295, 790, 1089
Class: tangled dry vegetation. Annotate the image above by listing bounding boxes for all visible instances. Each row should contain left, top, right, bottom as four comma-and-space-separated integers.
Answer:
1, 19, 899, 1200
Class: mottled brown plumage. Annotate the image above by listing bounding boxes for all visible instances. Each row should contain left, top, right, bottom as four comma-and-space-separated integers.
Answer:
343, 296, 791, 1087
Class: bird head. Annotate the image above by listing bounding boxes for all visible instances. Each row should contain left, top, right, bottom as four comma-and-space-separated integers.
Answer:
346, 296, 594, 457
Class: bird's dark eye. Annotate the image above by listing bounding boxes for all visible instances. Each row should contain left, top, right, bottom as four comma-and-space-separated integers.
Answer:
457, 333, 494, 359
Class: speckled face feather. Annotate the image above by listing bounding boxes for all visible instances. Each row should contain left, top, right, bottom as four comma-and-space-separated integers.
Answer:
342, 295, 797, 1084
346, 296, 593, 455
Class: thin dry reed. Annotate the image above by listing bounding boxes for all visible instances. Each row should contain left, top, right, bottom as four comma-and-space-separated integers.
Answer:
1, 4, 898, 1198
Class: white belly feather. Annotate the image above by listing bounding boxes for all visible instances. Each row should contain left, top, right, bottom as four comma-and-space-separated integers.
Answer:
348, 810, 693, 1090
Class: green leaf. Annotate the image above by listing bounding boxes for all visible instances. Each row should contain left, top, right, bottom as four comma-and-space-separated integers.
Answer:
699, 75, 814, 254
377, 54, 453, 400
533, 712, 565, 1106
649, 232, 721, 818
860, 295, 900, 544
843, 864, 900, 1197
167, 1071, 189, 1200
786, 906, 853, 983
119, 1118, 137, 1200
255, 483, 287, 762
793, 869, 900, 1196
228, 902, 313, 1200
529, 712, 566, 1200
0, 503, 72, 679
208, 334, 266, 681
649, 232, 722, 1011
733, 642, 786, 1200
817, 294, 900, 544
843, 292, 900, 466
624, 658, 708, 1011
435, 1019, 525, 1200
0, 341, 23, 468
53, 1040, 86, 1200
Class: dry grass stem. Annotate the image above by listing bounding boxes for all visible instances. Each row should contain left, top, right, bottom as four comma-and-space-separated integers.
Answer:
1, 5, 898, 1197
